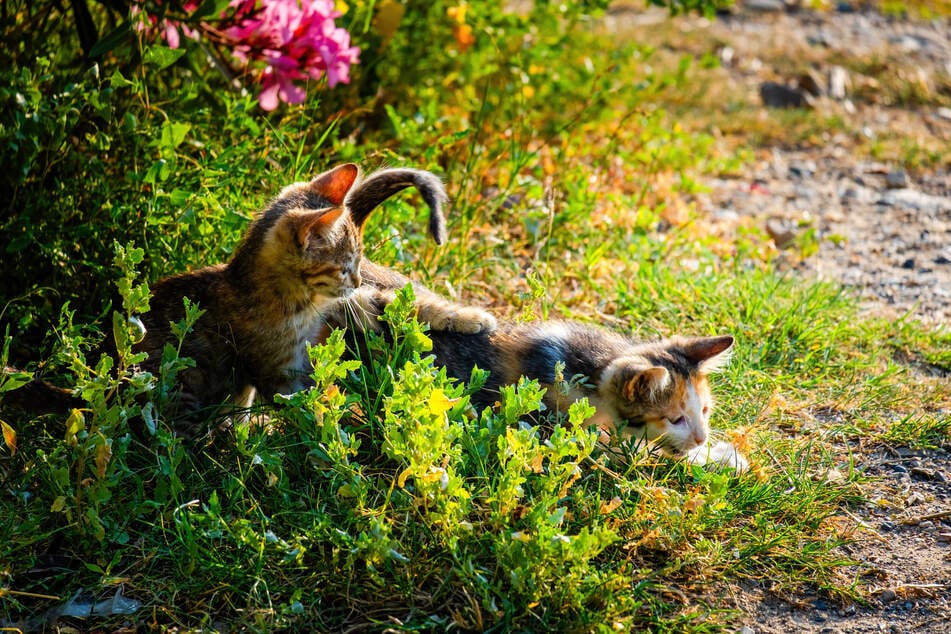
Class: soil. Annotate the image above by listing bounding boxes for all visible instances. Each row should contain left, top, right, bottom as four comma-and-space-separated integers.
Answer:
607, 3, 951, 632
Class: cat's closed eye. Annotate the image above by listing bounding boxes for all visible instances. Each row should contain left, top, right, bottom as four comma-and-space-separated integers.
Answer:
671, 416, 687, 425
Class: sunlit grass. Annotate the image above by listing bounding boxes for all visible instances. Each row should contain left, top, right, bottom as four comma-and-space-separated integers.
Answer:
1, 4, 949, 632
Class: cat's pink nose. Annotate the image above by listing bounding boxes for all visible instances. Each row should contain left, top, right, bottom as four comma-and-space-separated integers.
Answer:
693, 429, 707, 445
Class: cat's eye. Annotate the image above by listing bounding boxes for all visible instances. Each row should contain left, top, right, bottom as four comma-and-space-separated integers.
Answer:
671, 416, 686, 426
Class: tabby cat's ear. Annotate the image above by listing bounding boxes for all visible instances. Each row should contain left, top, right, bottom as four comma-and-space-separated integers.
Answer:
305, 163, 360, 206
617, 364, 671, 403
296, 208, 343, 250
681, 335, 734, 373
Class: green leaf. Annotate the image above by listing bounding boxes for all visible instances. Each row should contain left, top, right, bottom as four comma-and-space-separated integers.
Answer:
193, 0, 232, 20
89, 22, 132, 58
159, 121, 192, 149
144, 46, 187, 71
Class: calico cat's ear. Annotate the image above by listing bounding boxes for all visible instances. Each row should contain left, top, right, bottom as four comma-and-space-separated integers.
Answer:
305, 163, 360, 206
295, 208, 344, 250
681, 335, 734, 373
345, 168, 449, 244
615, 363, 671, 403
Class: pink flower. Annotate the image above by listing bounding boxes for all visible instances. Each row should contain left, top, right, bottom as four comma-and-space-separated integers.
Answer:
221, 0, 360, 110
133, 0, 359, 110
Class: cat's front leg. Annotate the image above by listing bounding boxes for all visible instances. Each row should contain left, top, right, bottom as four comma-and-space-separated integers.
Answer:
414, 293, 497, 334
687, 440, 749, 473
327, 288, 389, 334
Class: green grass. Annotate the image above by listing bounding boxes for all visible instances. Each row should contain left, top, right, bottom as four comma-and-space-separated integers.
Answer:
2, 3, 950, 632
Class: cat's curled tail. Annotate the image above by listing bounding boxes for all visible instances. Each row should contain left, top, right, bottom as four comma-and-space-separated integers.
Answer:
346, 168, 449, 245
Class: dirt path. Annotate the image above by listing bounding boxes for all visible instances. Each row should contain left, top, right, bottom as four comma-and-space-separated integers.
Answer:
608, 3, 951, 631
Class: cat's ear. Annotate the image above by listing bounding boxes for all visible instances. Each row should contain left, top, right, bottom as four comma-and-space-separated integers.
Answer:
305, 163, 360, 206
681, 335, 734, 373
296, 208, 343, 250
618, 364, 671, 403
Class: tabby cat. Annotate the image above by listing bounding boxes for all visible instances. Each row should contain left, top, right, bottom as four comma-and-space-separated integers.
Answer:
3, 164, 495, 423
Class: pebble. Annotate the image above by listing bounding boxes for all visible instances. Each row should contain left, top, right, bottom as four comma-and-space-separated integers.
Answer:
766, 217, 798, 248
937, 532, 951, 542
879, 589, 898, 603
760, 82, 811, 108
910, 467, 937, 480
828, 66, 849, 99
885, 170, 908, 189
745, 0, 785, 11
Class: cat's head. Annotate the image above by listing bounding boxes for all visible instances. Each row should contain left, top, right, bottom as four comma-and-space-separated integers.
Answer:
238, 163, 449, 305
248, 163, 365, 305
599, 335, 734, 456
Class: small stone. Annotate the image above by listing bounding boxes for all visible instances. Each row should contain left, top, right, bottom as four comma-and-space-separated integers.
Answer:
828, 66, 849, 100
936, 532, 951, 542
901, 258, 915, 270
879, 589, 898, 603
937, 107, 951, 121
745, 0, 785, 11
720, 46, 735, 65
892, 464, 908, 474
910, 467, 936, 480
766, 217, 798, 248
918, 520, 934, 529
905, 490, 926, 506
836, 1, 855, 11
760, 82, 812, 109
885, 170, 908, 189
790, 164, 815, 178
738, 627, 755, 634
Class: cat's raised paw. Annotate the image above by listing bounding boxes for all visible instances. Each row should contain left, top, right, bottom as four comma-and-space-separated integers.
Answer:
687, 441, 749, 473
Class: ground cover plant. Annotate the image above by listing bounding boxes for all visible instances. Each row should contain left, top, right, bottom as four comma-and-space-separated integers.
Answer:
1, 0, 949, 631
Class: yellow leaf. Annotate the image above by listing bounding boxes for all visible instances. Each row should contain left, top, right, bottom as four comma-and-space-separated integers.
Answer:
0, 419, 16, 455
447, 4, 468, 24
600, 496, 622, 514
334, 0, 349, 15
372, 0, 405, 46
528, 453, 544, 474
428, 388, 456, 416
51, 496, 67, 513
95, 437, 113, 479
64, 408, 85, 447
683, 495, 704, 513
397, 467, 413, 488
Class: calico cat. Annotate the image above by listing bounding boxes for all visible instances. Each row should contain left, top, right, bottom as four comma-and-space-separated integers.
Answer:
434, 322, 746, 469
3, 163, 495, 423
331, 306, 746, 470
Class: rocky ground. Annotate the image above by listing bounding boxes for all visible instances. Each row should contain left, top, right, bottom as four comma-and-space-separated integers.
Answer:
608, 3, 950, 632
